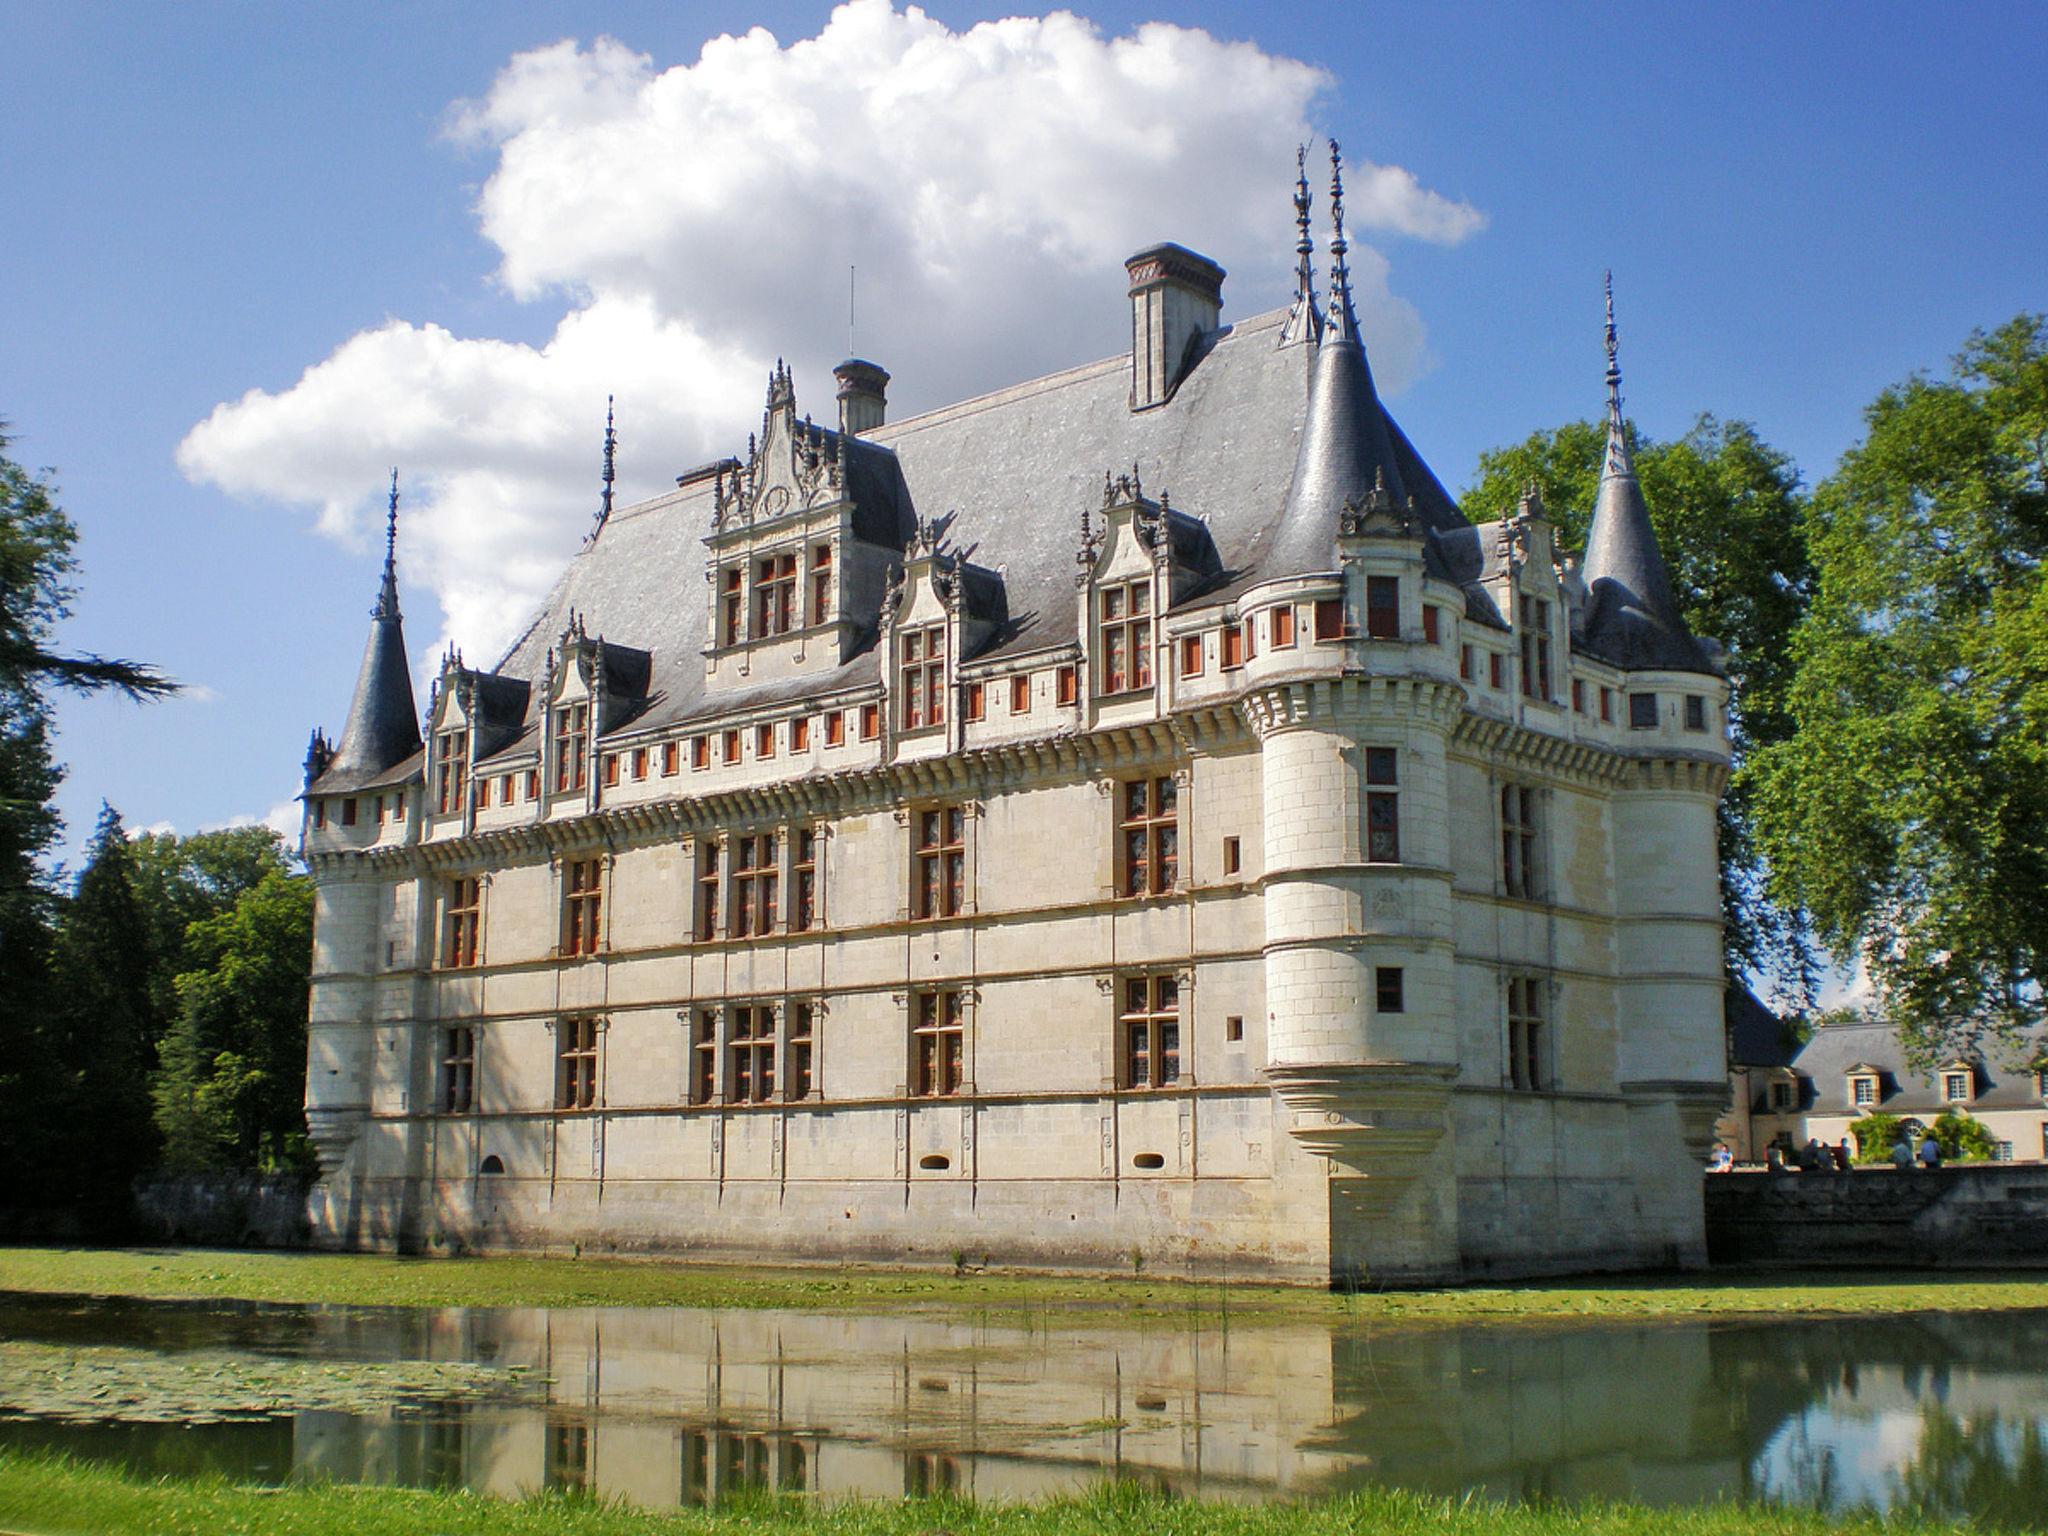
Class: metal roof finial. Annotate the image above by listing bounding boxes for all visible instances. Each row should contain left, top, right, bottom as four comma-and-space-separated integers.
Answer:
1294, 144, 1319, 313
374, 468, 402, 621
1326, 139, 1357, 340
1604, 270, 1622, 426
601, 395, 617, 521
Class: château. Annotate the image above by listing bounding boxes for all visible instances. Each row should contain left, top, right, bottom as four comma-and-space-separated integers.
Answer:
299, 151, 1730, 1283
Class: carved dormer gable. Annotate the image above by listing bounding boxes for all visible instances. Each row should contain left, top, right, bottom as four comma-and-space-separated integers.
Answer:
878, 513, 1008, 755
703, 363, 910, 690
1465, 486, 1567, 705
1077, 468, 1216, 703
424, 646, 476, 824
1336, 466, 1421, 543
542, 616, 599, 803
710, 361, 846, 535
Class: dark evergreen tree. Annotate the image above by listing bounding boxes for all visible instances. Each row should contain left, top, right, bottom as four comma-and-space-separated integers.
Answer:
41, 804, 160, 1224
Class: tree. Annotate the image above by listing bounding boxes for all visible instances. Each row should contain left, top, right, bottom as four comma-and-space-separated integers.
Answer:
1465, 415, 1813, 986
153, 869, 315, 1174
1928, 1109, 2000, 1163
0, 428, 173, 702
128, 826, 295, 1023
1749, 316, 2048, 1064
35, 804, 160, 1223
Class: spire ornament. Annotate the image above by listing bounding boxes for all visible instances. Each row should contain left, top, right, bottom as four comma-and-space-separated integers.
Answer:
375, 469, 402, 621
1601, 271, 1633, 479
1326, 139, 1358, 341
601, 395, 617, 520
1604, 270, 1623, 427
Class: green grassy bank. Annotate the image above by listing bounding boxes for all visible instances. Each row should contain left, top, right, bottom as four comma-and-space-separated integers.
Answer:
2, 1245, 2046, 1324
0, 1452, 1989, 1536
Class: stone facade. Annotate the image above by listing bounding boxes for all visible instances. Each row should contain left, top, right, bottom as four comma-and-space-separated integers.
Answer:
299, 162, 1731, 1285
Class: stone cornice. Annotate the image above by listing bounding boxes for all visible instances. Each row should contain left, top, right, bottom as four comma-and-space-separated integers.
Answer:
1239, 673, 1465, 737
312, 704, 1253, 877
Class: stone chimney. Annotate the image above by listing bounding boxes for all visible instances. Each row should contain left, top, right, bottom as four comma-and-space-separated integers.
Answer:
1125, 242, 1225, 411
834, 358, 890, 436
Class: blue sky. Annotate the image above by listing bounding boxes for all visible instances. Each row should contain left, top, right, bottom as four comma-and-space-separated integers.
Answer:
3, 0, 2044, 898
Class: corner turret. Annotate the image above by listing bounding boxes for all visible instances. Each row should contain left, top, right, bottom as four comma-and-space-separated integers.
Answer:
316, 471, 422, 786
1267, 141, 1411, 577
1577, 277, 1713, 672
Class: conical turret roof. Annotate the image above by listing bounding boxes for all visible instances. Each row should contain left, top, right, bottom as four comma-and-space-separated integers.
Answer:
1266, 142, 1419, 576
319, 473, 421, 786
1578, 280, 1713, 672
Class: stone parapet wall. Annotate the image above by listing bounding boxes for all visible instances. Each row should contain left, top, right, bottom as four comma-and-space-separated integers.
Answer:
1705, 1165, 2048, 1267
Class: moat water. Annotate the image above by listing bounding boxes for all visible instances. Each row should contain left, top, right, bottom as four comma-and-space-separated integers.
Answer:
1, 1292, 2044, 1526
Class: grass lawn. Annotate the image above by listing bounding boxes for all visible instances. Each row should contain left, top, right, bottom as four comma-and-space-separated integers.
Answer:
0, 1451, 1993, 1536
0, 1244, 2044, 1326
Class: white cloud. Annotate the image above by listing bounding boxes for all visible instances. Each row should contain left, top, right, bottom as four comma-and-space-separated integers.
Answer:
199, 799, 304, 846
177, 0, 1484, 664
1816, 953, 1875, 1014
181, 683, 221, 704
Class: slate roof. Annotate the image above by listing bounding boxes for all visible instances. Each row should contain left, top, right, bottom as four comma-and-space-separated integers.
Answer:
1575, 288, 1713, 673
312, 274, 1711, 783
1727, 984, 1796, 1070
479, 306, 1513, 756
1781, 1019, 2048, 1117
314, 547, 420, 794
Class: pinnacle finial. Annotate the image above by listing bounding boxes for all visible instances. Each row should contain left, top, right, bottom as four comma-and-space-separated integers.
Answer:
600, 394, 617, 521
1326, 139, 1357, 339
1604, 270, 1622, 424
374, 469, 402, 621
1294, 143, 1317, 303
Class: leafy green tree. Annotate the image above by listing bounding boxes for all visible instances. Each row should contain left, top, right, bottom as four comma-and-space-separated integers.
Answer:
1749, 317, 2048, 1063
1465, 416, 1813, 985
1928, 1108, 2000, 1162
128, 826, 294, 1023
36, 804, 159, 1222
1847, 1110, 1908, 1163
153, 869, 315, 1174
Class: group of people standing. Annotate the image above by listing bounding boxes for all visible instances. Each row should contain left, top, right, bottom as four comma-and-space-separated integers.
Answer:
1708, 1132, 1946, 1172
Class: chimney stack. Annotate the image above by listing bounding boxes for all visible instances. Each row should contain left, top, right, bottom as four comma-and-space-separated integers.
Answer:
834, 358, 890, 436
1125, 243, 1225, 411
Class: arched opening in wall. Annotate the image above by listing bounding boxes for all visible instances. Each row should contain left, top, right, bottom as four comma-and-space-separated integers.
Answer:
1132, 1153, 1166, 1170
918, 1154, 951, 1171
479, 1154, 505, 1175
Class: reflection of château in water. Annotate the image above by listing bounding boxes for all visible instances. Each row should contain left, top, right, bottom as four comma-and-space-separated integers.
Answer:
299, 1306, 2048, 1511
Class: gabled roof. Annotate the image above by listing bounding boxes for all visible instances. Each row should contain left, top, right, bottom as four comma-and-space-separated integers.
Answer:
1785, 1019, 2048, 1116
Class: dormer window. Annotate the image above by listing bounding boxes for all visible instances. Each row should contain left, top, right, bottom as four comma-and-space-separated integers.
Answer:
756, 550, 798, 637
1518, 595, 1552, 702
900, 625, 946, 730
1850, 1074, 1877, 1108
721, 567, 744, 646
554, 703, 588, 793
1942, 1068, 1973, 1103
810, 545, 833, 625
1098, 581, 1153, 695
435, 730, 467, 816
